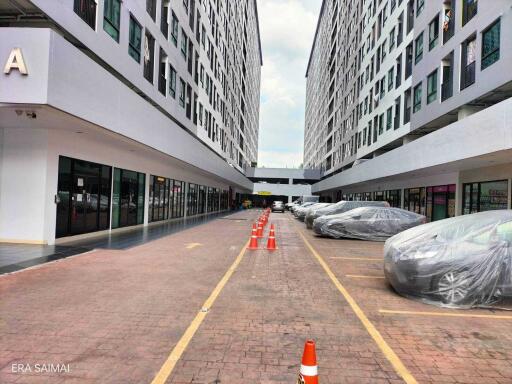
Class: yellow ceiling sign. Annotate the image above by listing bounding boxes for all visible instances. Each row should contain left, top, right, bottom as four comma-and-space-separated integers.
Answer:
257, 191, 272, 196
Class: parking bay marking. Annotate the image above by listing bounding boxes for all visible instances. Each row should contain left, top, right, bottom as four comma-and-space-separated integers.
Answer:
150, 240, 250, 384
379, 309, 512, 320
297, 230, 418, 384
346, 274, 386, 279
185, 242, 202, 249
330, 256, 382, 261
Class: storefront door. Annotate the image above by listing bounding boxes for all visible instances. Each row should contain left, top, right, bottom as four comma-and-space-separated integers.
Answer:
56, 156, 111, 238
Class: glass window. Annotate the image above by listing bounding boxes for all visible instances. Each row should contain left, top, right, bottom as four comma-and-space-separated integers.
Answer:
388, 68, 394, 91
463, 180, 508, 214
414, 32, 423, 64
413, 83, 422, 112
113, 168, 145, 228
128, 15, 142, 62
74, 0, 96, 29
171, 12, 179, 46
179, 78, 186, 107
103, 0, 120, 42
482, 19, 500, 70
181, 28, 188, 59
427, 69, 437, 104
143, 31, 155, 83
146, 0, 156, 21
416, 0, 424, 16
429, 14, 439, 51
462, 0, 477, 26
169, 65, 177, 98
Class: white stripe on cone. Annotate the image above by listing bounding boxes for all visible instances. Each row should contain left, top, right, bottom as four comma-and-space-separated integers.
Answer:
300, 364, 318, 376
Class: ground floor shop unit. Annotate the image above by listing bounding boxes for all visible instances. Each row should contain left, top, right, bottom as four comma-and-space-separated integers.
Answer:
313, 97, 512, 222
0, 107, 248, 245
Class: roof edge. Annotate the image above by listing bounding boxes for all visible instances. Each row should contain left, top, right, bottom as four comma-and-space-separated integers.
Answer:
254, 0, 263, 66
305, 0, 327, 77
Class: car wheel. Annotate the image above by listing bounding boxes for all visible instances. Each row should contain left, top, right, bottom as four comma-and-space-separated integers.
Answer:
436, 270, 471, 305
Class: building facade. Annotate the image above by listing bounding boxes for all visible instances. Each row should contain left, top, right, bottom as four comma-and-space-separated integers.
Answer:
305, 0, 512, 222
0, 0, 262, 244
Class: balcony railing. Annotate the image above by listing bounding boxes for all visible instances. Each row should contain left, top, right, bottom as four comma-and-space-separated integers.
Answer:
461, 61, 475, 90
441, 80, 453, 101
74, 0, 96, 29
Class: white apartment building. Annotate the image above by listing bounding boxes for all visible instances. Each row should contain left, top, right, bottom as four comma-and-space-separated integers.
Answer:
305, 0, 512, 222
0, 0, 262, 244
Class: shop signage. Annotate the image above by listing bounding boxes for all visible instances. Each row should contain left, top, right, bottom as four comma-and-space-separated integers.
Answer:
3, 48, 28, 75
258, 191, 272, 196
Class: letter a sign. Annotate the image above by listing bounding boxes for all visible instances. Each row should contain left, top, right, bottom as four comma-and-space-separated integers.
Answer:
4, 48, 28, 75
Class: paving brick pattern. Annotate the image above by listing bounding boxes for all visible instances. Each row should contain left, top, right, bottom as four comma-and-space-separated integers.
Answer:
1, 210, 512, 384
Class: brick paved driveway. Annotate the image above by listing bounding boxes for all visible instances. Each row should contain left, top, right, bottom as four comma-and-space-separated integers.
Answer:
1, 210, 511, 383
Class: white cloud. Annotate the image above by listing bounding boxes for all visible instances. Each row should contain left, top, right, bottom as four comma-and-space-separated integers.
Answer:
257, 0, 322, 168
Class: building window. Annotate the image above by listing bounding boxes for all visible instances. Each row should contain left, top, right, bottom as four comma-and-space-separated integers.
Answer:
146, 0, 156, 21
413, 83, 422, 113
414, 32, 423, 64
143, 31, 155, 83
386, 107, 393, 130
128, 15, 142, 62
462, 0, 477, 26
171, 12, 179, 46
481, 19, 500, 70
388, 68, 394, 91
389, 28, 395, 51
428, 14, 439, 51
416, 0, 424, 16
461, 36, 476, 90
181, 28, 188, 60
179, 78, 186, 107
169, 65, 176, 98
427, 69, 438, 104
103, 0, 120, 41
158, 48, 167, 96
463, 180, 508, 214
74, 0, 96, 29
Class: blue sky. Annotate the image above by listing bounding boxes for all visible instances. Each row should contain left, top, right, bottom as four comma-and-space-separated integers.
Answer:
257, 0, 322, 168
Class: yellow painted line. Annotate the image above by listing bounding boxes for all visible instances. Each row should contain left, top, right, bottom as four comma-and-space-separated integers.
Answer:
330, 256, 382, 261
297, 231, 418, 384
185, 242, 202, 249
379, 309, 512, 320
346, 274, 386, 279
150, 239, 250, 384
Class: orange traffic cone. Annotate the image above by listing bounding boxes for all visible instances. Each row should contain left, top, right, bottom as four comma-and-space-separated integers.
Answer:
248, 234, 259, 250
256, 223, 264, 238
270, 223, 275, 231
297, 340, 318, 384
266, 232, 276, 250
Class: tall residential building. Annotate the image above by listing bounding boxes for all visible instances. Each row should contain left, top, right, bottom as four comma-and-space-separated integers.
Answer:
0, 0, 262, 244
305, 0, 512, 222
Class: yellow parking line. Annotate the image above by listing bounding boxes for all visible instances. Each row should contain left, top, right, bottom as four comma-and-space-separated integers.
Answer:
346, 274, 386, 279
330, 256, 382, 261
150, 240, 250, 384
297, 231, 418, 384
379, 309, 512, 320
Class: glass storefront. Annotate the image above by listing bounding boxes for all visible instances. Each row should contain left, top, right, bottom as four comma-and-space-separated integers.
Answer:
171, 180, 185, 218
463, 180, 508, 214
56, 156, 111, 238
404, 184, 455, 222
149, 175, 171, 222
112, 168, 145, 228
187, 183, 198, 216
198, 185, 206, 214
